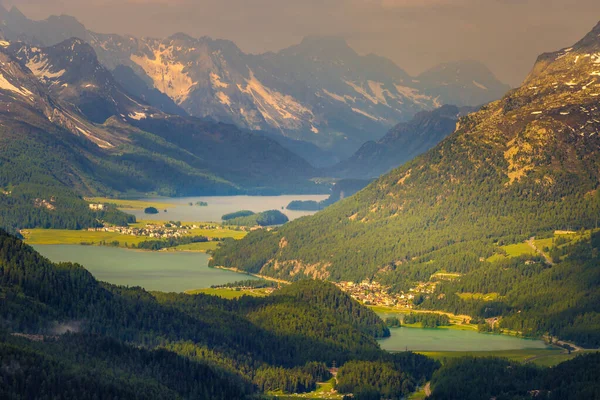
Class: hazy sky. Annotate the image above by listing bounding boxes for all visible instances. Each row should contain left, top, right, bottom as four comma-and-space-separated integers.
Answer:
5, 0, 600, 86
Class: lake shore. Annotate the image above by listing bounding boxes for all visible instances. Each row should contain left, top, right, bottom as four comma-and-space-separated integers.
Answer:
211, 265, 290, 285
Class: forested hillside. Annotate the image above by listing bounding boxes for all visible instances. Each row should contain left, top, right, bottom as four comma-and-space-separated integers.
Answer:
211, 22, 600, 346
429, 355, 600, 400
0, 230, 442, 398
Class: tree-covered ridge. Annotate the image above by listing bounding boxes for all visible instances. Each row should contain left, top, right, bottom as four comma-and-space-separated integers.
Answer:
0, 334, 254, 400
273, 280, 390, 338
429, 354, 600, 400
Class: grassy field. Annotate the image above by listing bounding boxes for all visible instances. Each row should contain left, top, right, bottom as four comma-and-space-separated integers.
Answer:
487, 230, 594, 263
184, 288, 271, 298
187, 227, 246, 239
430, 271, 462, 280
85, 197, 177, 209
487, 242, 537, 262
23, 225, 245, 248
172, 242, 220, 252
503, 242, 537, 257
270, 379, 342, 400
22, 229, 148, 246
416, 349, 598, 367
408, 387, 428, 400
533, 237, 554, 251
128, 221, 248, 240
456, 292, 500, 301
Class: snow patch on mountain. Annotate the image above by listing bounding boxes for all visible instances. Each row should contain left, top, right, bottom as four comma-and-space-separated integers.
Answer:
216, 91, 231, 106
394, 85, 438, 107
367, 81, 390, 106
472, 80, 488, 90
345, 80, 381, 105
238, 69, 314, 131
128, 111, 147, 120
351, 107, 380, 121
323, 89, 349, 103
0, 71, 33, 99
130, 46, 195, 103
210, 72, 229, 88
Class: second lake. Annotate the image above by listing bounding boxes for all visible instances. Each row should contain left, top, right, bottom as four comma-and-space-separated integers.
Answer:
378, 327, 550, 352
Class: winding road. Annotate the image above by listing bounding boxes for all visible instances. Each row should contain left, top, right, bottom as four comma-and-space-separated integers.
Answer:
526, 237, 554, 265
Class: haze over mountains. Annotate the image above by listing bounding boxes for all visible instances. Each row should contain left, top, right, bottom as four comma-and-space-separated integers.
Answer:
0, 5, 509, 160
329, 105, 475, 179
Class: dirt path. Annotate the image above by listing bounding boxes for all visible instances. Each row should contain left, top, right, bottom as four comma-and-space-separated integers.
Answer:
424, 382, 432, 397
526, 237, 554, 265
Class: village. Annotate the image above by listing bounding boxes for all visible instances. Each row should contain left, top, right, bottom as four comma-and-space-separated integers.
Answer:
87, 221, 225, 239
333, 280, 437, 309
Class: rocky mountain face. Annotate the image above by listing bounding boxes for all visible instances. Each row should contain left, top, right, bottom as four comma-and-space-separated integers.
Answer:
0, 6, 509, 159
416, 60, 511, 107
0, 37, 317, 199
329, 105, 474, 179
211, 21, 600, 283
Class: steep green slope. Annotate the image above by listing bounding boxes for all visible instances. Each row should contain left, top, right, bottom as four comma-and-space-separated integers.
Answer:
210, 22, 600, 344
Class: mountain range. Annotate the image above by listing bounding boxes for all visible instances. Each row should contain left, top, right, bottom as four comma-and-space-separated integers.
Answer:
211, 21, 600, 346
0, 33, 325, 233
0, 5, 510, 160
329, 105, 475, 179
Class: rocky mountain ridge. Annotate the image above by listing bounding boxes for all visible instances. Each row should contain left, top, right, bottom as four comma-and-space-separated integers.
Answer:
0, 5, 510, 159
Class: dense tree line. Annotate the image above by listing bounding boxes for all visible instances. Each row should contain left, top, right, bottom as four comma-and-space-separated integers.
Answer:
211, 279, 279, 289
222, 210, 256, 220
429, 354, 600, 400
135, 235, 213, 250
0, 333, 254, 400
335, 361, 415, 399
403, 312, 450, 328
273, 280, 390, 338
0, 183, 134, 234
253, 362, 331, 394
223, 210, 289, 227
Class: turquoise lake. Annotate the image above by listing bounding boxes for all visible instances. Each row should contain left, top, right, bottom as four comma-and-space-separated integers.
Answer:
33, 244, 256, 293
125, 195, 328, 222
378, 327, 550, 352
